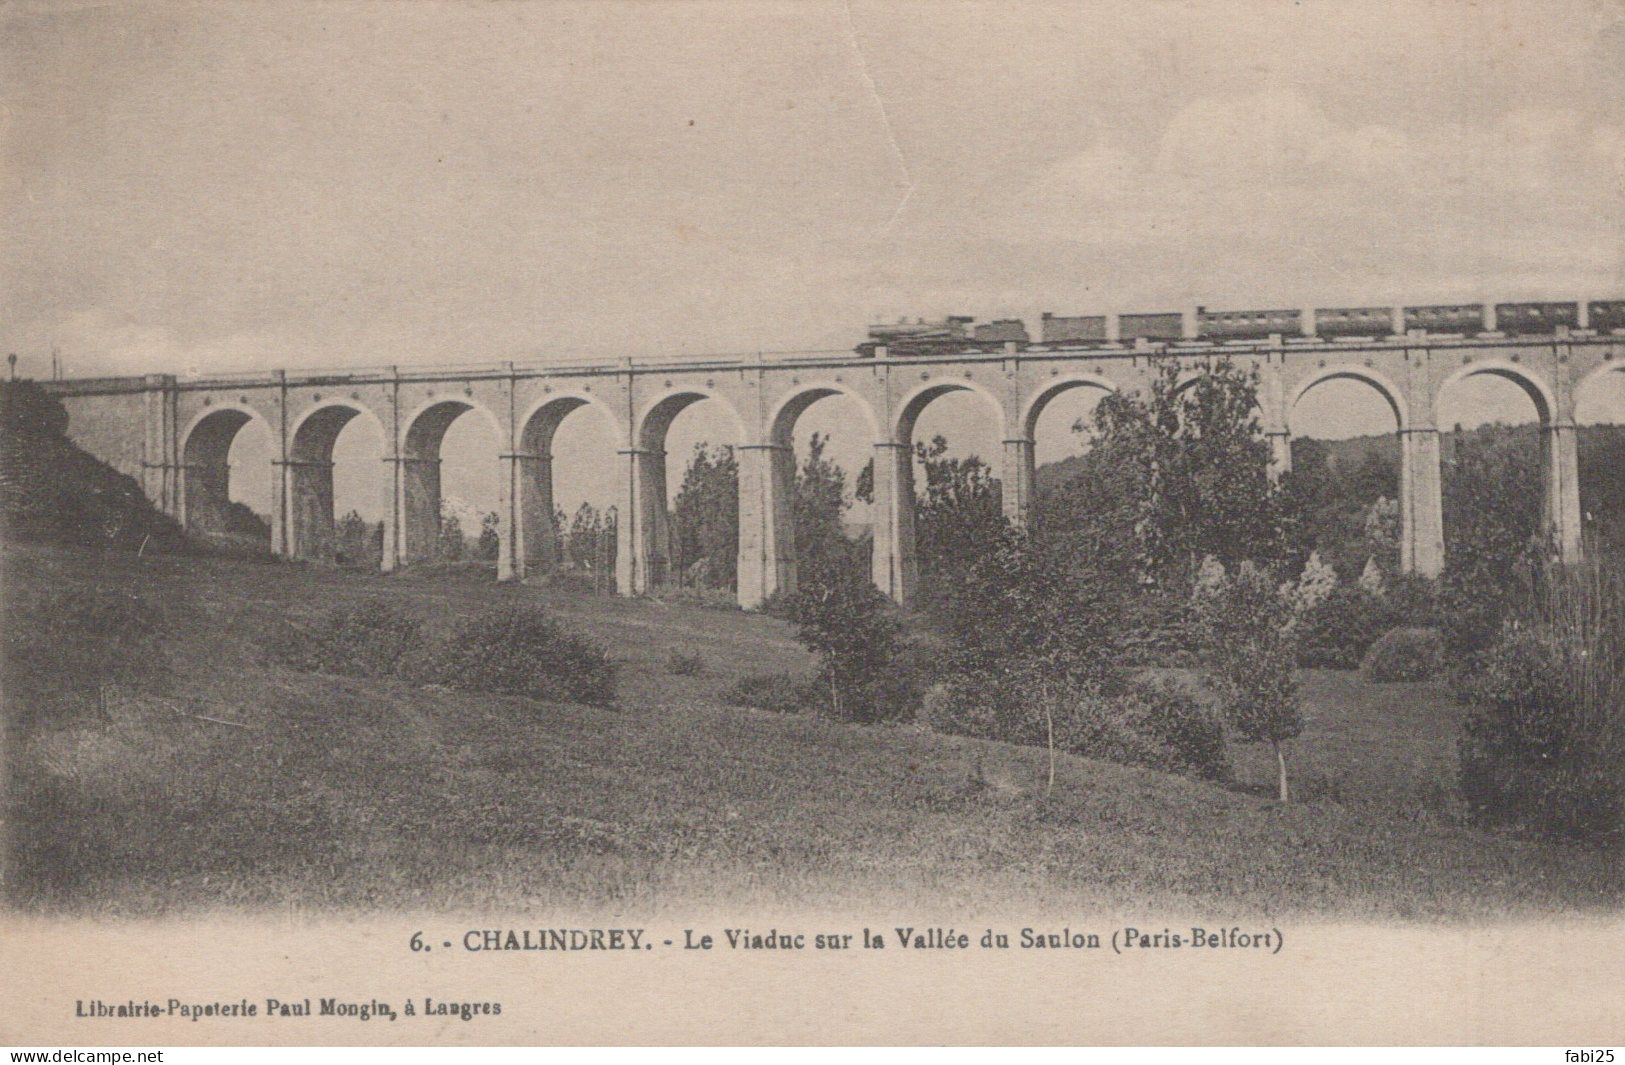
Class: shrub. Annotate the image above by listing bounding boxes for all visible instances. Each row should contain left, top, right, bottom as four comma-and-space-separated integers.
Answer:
269, 601, 422, 678
410, 606, 617, 707
1362, 627, 1444, 683
1120, 675, 1230, 781
666, 651, 705, 676
1457, 565, 1622, 844
921, 668, 1227, 782
1295, 584, 1392, 669
1, 586, 169, 723
724, 671, 820, 714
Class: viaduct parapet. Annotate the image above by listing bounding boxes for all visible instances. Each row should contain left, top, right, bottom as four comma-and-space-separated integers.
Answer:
40, 316, 1625, 607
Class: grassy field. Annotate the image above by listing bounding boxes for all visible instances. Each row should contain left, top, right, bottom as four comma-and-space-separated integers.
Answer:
2, 542, 1618, 920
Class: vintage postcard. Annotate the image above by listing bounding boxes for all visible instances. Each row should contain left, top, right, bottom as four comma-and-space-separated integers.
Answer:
1, 0, 1621, 1047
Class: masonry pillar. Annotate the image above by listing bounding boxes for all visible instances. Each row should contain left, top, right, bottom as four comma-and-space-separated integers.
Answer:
1399, 427, 1445, 577
181, 460, 230, 534
736, 442, 795, 608
399, 456, 441, 564
141, 375, 180, 518
1542, 421, 1584, 564
494, 448, 518, 583
1267, 430, 1293, 479
615, 447, 667, 595
380, 456, 402, 572
870, 440, 918, 602
284, 459, 336, 561
1001, 437, 1036, 526
271, 456, 291, 558
509, 450, 558, 578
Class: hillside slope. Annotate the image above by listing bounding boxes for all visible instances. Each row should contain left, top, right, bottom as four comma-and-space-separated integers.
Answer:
0, 380, 185, 552
3, 543, 1617, 919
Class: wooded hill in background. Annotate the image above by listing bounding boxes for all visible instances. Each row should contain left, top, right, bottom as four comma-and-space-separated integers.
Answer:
1038, 423, 1625, 577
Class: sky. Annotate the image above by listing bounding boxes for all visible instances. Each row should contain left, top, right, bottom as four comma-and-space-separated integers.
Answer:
4, 0, 1622, 520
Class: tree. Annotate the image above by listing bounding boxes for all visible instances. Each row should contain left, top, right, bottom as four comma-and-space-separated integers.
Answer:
912, 435, 1005, 584
934, 524, 1121, 688
1457, 561, 1623, 843
563, 503, 618, 591
437, 508, 465, 561
1439, 424, 1545, 666
669, 442, 738, 589
566, 503, 602, 572
1197, 564, 1302, 801
335, 509, 376, 569
474, 511, 501, 562
1088, 357, 1289, 584
794, 432, 864, 586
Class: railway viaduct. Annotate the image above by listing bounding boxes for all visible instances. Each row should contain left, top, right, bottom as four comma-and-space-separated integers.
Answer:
41, 306, 1624, 608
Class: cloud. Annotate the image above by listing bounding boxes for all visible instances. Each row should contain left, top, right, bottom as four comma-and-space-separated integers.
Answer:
1005, 89, 1625, 303
53, 308, 282, 380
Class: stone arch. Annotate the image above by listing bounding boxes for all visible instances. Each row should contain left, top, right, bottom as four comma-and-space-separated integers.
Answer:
636, 388, 745, 453
1435, 360, 1567, 567
872, 379, 1006, 604
1574, 362, 1625, 422
400, 396, 505, 458
737, 383, 884, 608
286, 401, 390, 562
179, 404, 272, 536
1436, 359, 1554, 427
766, 382, 882, 449
289, 400, 388, 461
626, 388, 746, 593
519, 391, 626, 454
397, 397, 505, 566
892, 378, 1006, 445
1288, 365, 1409, 430
1019, 374, 1119, 444
1286, 367, 1412, 577
513, 392, 625, 572
1572, 362, 1625, 557
1009, 374, 1121, 527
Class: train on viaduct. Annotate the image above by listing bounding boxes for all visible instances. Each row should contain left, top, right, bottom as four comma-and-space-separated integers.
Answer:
40, 298, 1625, 609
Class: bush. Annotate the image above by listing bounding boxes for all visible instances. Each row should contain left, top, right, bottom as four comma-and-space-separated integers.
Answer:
1362, 627, 1444, 683
1120, 675, 1230, 781
410, 606, 617, 708
1294, 585, 1391, 668
1, 586, 169, 723
269, 601, 423, 678
666, 651, 705, 676
724, 672, 820, 714
921, 668, 1227, 782
1457, 566, 1622, 844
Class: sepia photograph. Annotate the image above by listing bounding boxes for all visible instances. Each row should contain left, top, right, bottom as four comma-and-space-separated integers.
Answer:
1, 0, 1622, 1048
